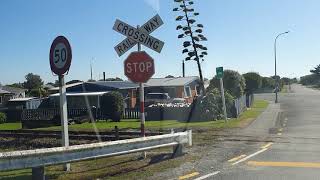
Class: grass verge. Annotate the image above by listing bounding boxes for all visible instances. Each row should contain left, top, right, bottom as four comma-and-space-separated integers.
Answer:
0, 100, 268, 179
35, 100, 269, 131
0, 100, 269, 132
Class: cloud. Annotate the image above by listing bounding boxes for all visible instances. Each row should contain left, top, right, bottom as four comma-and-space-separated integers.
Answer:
144, 0, 160, 12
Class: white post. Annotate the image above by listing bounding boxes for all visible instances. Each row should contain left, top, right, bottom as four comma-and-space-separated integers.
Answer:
220, 78, 227, 122
137, 25, 146, 159
59, 75, 70, 171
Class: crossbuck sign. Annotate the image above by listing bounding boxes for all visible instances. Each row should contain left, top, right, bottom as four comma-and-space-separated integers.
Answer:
113, 14, 164, 57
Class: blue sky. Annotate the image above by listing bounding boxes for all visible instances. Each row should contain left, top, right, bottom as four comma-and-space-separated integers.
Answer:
1, 0, 320, 84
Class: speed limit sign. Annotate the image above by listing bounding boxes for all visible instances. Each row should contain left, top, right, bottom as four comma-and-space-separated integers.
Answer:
49, 36, 72, 75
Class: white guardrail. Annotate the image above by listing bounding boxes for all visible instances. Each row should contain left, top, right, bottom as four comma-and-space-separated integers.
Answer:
0, 130, 192, 179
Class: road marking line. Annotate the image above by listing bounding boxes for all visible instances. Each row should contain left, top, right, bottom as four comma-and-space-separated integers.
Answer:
279, 128, 283, 132
277, 133, 282, 135
193, 171, 220, 180
178, 172, 199, 180
228, 154, 247, 162
232, 148, 268, 165
248, 161, 320, 168
260, 142, 273, 149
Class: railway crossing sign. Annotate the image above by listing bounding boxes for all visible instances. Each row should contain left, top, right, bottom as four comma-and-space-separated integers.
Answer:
124, 51, 155, 83
113, 14, 164, 57
49, 36, 72, 76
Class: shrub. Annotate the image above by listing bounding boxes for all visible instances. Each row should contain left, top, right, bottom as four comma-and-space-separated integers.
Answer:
300, 74, 319, 85
208, 69, 246, 98
261, 77, 275, 89
100, 92, 124, 122
243, 72, 262, 93
0, 112, 7, 124
196, 88, 234, 120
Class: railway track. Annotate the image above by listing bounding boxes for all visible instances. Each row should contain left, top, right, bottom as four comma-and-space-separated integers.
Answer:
0, 130, 167, 141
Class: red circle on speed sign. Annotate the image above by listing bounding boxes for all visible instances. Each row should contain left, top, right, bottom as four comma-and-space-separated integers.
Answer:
49, 36, 72, 76
124, 51, 155, 83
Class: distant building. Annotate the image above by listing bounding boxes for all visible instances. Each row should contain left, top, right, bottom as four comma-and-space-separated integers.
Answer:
144, 76, 201, 103
0, 86, 26, 108
47, 81, 139, 108
46, 76, 202, 109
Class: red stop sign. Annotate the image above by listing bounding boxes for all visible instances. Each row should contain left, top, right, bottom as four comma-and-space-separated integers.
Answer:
124, 51, 155, 83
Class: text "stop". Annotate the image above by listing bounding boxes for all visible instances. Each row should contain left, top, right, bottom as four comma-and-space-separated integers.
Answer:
126, 62, 153, 73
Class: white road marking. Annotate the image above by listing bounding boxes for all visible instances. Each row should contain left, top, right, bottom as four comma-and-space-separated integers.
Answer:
193, 171, 220, 180
261, 142, 273, 149
232, 148, 269, 165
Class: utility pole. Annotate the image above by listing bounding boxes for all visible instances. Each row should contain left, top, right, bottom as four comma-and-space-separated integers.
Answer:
274, 31, 289, 103
90, 58, 94, 81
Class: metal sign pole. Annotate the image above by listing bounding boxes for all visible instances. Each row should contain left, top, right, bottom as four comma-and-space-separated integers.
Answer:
220, 78, 227, 122
137, 25, 146, 159
59, 75, 70, 171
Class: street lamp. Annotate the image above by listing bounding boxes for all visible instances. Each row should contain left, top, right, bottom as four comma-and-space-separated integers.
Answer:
274, 31, 289, 103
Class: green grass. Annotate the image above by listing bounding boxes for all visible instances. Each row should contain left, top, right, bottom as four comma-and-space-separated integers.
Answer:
0, 100, 269, 180
0, 123, 21, 130
0, 100, 269, 132
34, 100, 269, 131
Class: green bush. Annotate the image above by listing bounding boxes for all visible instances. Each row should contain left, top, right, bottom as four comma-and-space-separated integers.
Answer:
100, 92, 124, 122
196, 88, 234, 120
0, 112, 7, 124
300, 74, 319, 85
243, 72, 262, 93
208, 69, 246, 98
261, 77, 275, 89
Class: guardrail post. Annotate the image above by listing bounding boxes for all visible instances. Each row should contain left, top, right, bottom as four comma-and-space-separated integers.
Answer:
172, 144, 183, 158
115, 126, 119, 140
32, 166, 45, 180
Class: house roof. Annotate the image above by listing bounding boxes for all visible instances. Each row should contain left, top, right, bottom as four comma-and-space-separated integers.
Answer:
1, 86, 26, 94
0, 89, 11, 94
50, 92, 109, 97
48, 82, 84, 91
8, 97, 37, 102
145, 76, 200, 87
89, 81, 139, 89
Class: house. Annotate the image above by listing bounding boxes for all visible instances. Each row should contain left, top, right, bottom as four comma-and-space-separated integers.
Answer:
144, 76, 201, 103
0, 86, 26, 108
7, 97, 42, 110
47, 81, 139, 108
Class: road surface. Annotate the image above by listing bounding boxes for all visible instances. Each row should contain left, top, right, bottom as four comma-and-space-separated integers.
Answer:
197, 84, 320, 179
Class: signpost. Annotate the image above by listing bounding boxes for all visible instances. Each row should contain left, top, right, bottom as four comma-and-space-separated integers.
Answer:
49, 36, 72, 171
113, 14, 164, 57
124, 51, 155, 83
113, 15, 164, 158
216, 67, 227, 122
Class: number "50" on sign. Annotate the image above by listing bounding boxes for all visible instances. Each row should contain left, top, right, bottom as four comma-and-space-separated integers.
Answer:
50, 36, 72, 76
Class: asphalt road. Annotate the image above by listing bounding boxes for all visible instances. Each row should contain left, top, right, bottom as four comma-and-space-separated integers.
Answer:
205, 84, 320, 179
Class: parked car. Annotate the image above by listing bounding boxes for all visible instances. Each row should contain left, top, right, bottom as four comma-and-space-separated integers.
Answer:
145, 93, 171, 107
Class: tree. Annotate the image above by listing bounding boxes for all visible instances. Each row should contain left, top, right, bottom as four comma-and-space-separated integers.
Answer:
87, 79, 96, 82
300, 74, 319, 85
243, 72, 262, 93
23, 73, 43, 91
310, 64, 320, 75
261, 77, 275, 89
7, 83, 24, 89
165, 75, 175, 78
173, 0, 208, 94
208, 70, 246, 98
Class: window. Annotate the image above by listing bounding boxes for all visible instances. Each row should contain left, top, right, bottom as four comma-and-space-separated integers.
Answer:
184, 86, 192, 97
195, 85, 200, 95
